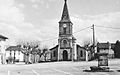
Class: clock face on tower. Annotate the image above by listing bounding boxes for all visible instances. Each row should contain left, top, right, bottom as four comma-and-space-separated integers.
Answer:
63, 24, 67, 28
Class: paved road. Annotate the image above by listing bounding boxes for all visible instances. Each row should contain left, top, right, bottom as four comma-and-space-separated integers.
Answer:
1, 59, 120, 75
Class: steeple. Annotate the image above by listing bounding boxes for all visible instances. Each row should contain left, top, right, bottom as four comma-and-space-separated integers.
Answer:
59, 0, 71, 23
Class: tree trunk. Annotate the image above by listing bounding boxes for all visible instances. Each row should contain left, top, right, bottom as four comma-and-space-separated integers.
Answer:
39, 54, 42, 62
34, 54, 35, 63
13, 50, 16, 64
25, 55, 27, 64
44, 54, 47, 61
25, 54, 29, 64
27, 54, 30, 64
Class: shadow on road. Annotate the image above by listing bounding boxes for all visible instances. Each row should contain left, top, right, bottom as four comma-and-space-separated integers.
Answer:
83, 70, 114, 72
116, 70, 120, 72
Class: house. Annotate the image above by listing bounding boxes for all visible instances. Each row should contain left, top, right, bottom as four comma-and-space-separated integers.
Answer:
97, 42, 115, 59
0, 35, 8, 64
6, 46, 24, 62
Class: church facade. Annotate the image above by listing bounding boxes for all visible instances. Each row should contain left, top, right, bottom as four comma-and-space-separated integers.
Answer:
58, 0, 75, 61
50, 0, 92, 61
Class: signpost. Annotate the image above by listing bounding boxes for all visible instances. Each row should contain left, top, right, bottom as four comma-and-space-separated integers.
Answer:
89, 53, 109, 72
98, 53, 108, 67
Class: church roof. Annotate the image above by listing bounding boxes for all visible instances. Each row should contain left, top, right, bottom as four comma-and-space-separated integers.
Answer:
59, 0, 71, 23
76, 44, 86, 50
49, 45, 58, 51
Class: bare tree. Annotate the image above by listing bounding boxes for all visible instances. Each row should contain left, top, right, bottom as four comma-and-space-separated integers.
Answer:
16, 39, 40, 64
83, 38, 92, 48
36, 46, 49, 62
83, 38, 98, 50
42, 47, 49, 61
37, 49, 42, 62
83, 38, 98, 60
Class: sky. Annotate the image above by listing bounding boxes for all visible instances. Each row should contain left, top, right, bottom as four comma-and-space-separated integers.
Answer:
0, 0, 120, 47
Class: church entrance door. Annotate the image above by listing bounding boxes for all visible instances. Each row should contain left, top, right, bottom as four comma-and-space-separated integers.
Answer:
63, 50, 68, 61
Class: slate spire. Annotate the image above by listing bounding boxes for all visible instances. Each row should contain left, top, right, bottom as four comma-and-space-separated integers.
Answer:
59, 0, 71, 22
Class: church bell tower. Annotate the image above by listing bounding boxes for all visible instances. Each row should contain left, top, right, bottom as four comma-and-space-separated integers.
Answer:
58, 0, 75, 61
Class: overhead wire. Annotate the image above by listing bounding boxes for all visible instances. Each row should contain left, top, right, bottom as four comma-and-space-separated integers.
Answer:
40, 25, 120, 43
95, 25, 120, 30
73, 26, 92, 34
41, 26, 92, 42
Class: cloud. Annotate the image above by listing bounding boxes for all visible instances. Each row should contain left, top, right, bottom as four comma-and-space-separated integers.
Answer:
48, 0, 56, 2
38, 12, 120, 47
0, 0, 42, 45
0, 6, 24, 23
0, 0, 120, 48
32, 4, 38, 9
30, 0, 50, 9
0, 0, 14, 7
30, 0, 39, 3
30, 0, 44, 4
38, 19, 59, 47
71, 12, 120, 45
18, 3, 25, 8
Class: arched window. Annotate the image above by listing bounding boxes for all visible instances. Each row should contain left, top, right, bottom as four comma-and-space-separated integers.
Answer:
53, 51, 56, 57
63, 28, 66, 34
80, 50, 83, 57
63, 40, 67, 47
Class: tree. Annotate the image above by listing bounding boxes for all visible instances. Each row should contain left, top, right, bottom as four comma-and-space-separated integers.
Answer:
17, 40, 40, 64
37, 46, 49, 62
82, 38, 98, 60
114, 40, 120, 58
83, 38, 92, 49
30, 45, 39, 63
37, 49, 42, 62
42, 48, 49, 61
83, 38, 98, 52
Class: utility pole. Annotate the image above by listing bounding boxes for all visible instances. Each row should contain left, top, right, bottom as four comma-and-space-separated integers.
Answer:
92, 24, 95, 51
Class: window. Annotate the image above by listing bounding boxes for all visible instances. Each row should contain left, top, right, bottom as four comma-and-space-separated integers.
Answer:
80, 50, 83, 57
63, 40, 67, 47
53, 51, 56, 57
63, 28, 66, 34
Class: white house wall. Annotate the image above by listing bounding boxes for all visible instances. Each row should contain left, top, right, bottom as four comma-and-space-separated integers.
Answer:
0, 40, 7, 64
5, 51, 24, 62
19, 52, 24, 61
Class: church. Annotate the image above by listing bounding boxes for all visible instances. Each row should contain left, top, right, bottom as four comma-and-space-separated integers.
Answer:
50, 0, 92, 61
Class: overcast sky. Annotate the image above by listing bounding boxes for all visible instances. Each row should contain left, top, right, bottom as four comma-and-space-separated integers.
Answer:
0, 0, 120, 47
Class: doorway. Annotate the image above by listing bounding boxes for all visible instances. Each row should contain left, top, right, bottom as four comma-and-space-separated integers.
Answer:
63, 50, 68, 61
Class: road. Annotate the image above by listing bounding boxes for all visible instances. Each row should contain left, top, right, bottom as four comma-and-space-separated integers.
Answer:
0, 59, 120, 75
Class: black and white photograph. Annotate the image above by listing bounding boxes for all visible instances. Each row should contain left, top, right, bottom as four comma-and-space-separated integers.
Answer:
0, 0, 120, 75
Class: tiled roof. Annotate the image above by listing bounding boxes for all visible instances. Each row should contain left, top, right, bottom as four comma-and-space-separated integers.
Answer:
76, 44, 86, 50
6, 46, 21, 51
0, 35, 8, 39
97, 42, 115, 49
97, 43, 109, 49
